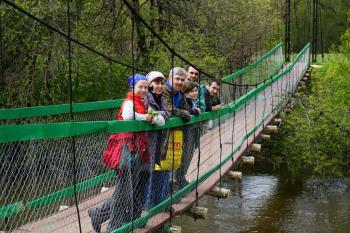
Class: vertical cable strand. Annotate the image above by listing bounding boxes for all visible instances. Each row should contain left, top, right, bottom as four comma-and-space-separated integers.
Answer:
169, 52, 175, 224
218, 90, 223, 188
130, 12, 136, 232
244, 84, 249, 150
67, 1, 82, 232
195, 73, 202, 207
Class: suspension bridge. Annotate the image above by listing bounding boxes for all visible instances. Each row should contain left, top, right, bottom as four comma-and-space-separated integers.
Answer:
0, 1, 314, 233
0, 42, 310, 233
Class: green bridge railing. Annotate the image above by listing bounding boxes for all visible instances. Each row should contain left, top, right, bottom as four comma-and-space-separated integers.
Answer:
0, 43, 283, 122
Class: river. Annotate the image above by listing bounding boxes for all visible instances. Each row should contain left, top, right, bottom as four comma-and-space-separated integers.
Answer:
173, 166, 350, 233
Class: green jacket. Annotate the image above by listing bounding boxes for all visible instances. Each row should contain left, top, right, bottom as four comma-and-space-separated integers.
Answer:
196, 85, 221, 112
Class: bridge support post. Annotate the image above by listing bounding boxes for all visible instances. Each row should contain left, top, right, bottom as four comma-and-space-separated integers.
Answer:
188, 206, 208, 219
164, 224, 182, 233
241, 156, 255, 165
263, 125, 278, 134
260, 134, 271, 140
226, 171, 242, 180
59, 205, 69, 211
249, 143, 261, 153
272, 118, 282, 125
208, 186, 231, 198
101, 187, 110, 193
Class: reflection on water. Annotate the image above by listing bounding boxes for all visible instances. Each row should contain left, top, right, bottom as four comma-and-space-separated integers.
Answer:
173, 174, 350, 233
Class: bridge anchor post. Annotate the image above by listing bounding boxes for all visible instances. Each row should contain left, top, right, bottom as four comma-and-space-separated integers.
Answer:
207, 186, 230, 198
272, 118, 282, 125
263, 125, 278, 134
59, 205, 69, 211
226, 171, 242, 180
260, 134, 271, 140
241, 156, 255, 165
249, 143, 261, 153
188, 206, 208, 219
164, 224, 182, 233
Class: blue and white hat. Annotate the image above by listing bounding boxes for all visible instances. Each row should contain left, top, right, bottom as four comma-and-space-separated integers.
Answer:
127, 73, 148, 89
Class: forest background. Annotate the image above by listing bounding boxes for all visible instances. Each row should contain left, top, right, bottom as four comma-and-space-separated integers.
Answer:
0, 0, 348, 108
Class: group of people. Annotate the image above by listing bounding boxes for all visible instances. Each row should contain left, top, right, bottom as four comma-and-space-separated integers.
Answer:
88, 66, 224, 233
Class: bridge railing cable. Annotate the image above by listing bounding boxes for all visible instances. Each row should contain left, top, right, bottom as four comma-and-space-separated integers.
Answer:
120, 0, 271, 88
66, 0, 82, 232
1, 0, 147, 73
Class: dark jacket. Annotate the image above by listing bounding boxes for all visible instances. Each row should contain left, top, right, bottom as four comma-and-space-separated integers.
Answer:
145, 92, 171, 120
145, 92, 170, 168
185, 97, 200, 116
198, 85, 221, 112
163, 83, 191, 122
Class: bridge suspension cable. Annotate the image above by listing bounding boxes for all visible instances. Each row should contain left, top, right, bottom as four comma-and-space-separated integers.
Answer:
120, 0, 263, 87
1, 0, 148, 73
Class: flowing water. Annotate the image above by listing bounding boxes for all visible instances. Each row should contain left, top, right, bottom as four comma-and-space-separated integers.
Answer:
173, 168, 350, 233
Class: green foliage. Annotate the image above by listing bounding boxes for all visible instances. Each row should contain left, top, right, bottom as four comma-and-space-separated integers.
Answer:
1, 0, 348, 109
289, 0, 350, 53
0, 0, 283, 108
263, 40, 350, 178
339, 11, 350, 56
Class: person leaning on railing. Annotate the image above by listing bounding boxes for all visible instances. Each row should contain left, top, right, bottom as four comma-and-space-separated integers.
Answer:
88, 74, 165, 233
183, 81, 201, 116
174, 80, 202, 189
198, 78, 224, 112
163, 67, 191, 122
142, 71, 172, 209
197, 79, 224, 129
163, 67, 193, 190
186, 65, 200, 82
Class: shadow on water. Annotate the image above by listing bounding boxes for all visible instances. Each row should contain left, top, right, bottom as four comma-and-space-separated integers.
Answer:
173, 161, 350, 233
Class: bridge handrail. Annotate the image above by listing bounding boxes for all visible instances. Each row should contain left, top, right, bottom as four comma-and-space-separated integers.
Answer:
0, 44, 309, 144
0, 43, 283, 121
0, 99, 123, 121
221, 42, 283, 82
0, 43, 310, 221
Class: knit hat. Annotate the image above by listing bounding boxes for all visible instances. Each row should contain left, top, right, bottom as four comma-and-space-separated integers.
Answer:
146, 71, 165, 85
127, 73, 148, 90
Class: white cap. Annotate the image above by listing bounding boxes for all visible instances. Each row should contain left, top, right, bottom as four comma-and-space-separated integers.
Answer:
146, 71, 165, 84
